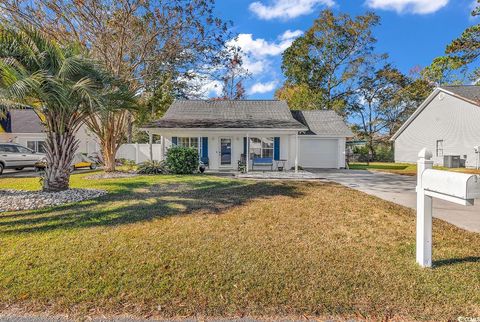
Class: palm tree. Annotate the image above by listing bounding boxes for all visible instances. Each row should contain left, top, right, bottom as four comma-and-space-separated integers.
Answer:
0, 25, 102, 191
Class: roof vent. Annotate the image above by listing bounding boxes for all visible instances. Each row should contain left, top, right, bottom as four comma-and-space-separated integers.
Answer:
438, 92, 445, 101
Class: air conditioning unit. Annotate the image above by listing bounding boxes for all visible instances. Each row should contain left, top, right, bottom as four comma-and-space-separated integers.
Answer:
475, 146, 480, 153
444, 155, 461, 168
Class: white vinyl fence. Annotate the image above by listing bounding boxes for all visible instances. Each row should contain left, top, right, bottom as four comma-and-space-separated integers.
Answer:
116, 143, 163, 164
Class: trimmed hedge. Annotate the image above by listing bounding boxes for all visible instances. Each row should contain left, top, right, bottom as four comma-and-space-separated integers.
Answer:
165, 146, 199, 174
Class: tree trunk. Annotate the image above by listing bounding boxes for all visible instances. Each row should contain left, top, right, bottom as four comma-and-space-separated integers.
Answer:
103, 148, 116, 172
126, 112, 133, 144
102, 138, 118, 172
368, 137, 375, 164
43, 131, 78, 192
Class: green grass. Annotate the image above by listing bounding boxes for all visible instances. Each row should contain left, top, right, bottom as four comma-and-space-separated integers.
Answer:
349, 162, 480, 176
1, 172, 480, 320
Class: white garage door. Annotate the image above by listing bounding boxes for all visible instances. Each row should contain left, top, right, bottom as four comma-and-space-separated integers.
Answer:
299, 138, 339, 168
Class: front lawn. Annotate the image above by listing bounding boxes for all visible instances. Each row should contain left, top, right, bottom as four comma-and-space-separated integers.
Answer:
349, 162, 480, 176
1, 173, 480, 320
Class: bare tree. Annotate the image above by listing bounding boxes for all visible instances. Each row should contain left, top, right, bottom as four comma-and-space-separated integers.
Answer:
219, 47, 250, 100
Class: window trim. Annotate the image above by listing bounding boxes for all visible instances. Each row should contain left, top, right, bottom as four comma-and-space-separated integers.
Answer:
249, 137, 274, 159
176, 137, 201, 154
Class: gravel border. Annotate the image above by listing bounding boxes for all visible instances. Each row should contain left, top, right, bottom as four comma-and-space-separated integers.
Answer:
0, 189, 107, 212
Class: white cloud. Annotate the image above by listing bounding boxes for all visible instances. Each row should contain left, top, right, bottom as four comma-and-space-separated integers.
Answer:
249, 0, 335, 20
179, 73, 222, 99
365, 0, 449, 14
200, 80, 223, 98
279, 29, 304, 41
227, 30, 303, 75
242, 56, 269, 75
249, 80, 279, 94
232, 30, 302, 57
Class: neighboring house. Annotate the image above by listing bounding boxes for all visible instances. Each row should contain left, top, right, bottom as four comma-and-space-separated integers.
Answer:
392, 85, 480, 168
141, 100, 353, 170
0, 108, 100, 154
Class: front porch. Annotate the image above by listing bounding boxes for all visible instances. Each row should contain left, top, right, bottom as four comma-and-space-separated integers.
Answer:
144, 129, 301, 173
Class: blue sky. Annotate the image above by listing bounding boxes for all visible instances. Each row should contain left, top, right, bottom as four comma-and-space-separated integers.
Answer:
208, 0, 477, 99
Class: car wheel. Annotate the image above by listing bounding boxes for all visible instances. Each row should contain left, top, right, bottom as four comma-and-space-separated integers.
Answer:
15, 167, 24, 171
89, 164, 98, 170
0, 163, 3, 175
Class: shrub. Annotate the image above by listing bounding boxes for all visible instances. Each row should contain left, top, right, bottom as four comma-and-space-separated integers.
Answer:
137, 160, 169, 175
165, 146, 199, 174
117, 158, 137, 172
375, 145, 394, 162
353, 145, 371, 162
351, 145, 394, 162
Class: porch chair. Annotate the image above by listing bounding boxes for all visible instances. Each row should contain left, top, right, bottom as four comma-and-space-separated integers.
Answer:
238, 154, 246, 173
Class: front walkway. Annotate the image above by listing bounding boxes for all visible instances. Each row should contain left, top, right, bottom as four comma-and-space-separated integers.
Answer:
309, 169, 480, 233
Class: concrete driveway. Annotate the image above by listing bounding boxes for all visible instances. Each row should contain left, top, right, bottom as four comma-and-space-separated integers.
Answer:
309, 169, 480, 233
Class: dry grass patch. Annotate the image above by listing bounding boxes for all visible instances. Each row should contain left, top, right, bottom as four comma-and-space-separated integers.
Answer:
0, 173, 480, 320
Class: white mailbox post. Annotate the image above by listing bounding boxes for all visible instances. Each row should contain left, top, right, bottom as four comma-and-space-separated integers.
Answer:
416, 148, 480, 267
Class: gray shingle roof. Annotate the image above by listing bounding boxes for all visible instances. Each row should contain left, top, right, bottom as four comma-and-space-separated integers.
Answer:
291, 110, 353, 137
6, 109, 44, 133
440, 85, 480, 105
144, 100, 307, 129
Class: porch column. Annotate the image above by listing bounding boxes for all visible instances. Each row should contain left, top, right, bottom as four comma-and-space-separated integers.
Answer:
246, 133, 250, 173
148, 132, 153, 161
295, 133, 299, 173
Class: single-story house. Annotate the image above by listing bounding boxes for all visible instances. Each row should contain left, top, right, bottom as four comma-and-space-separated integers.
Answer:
392, 85, 480, 168
0, 108, 100, 154
141, 100, 353, 171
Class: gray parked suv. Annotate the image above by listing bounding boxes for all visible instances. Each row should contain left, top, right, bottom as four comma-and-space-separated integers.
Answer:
0, 143, 46, 175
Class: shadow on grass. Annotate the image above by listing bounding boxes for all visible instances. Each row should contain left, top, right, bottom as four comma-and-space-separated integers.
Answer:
349, 163, 409, 171
433, 256, 480, 268
0, 178, 303, 235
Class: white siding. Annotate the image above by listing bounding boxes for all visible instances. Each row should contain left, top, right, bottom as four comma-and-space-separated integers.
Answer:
395, 93, 480, 167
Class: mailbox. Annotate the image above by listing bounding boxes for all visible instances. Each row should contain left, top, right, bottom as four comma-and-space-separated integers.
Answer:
416, 148, 480, 268
422, 169, 480, 205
